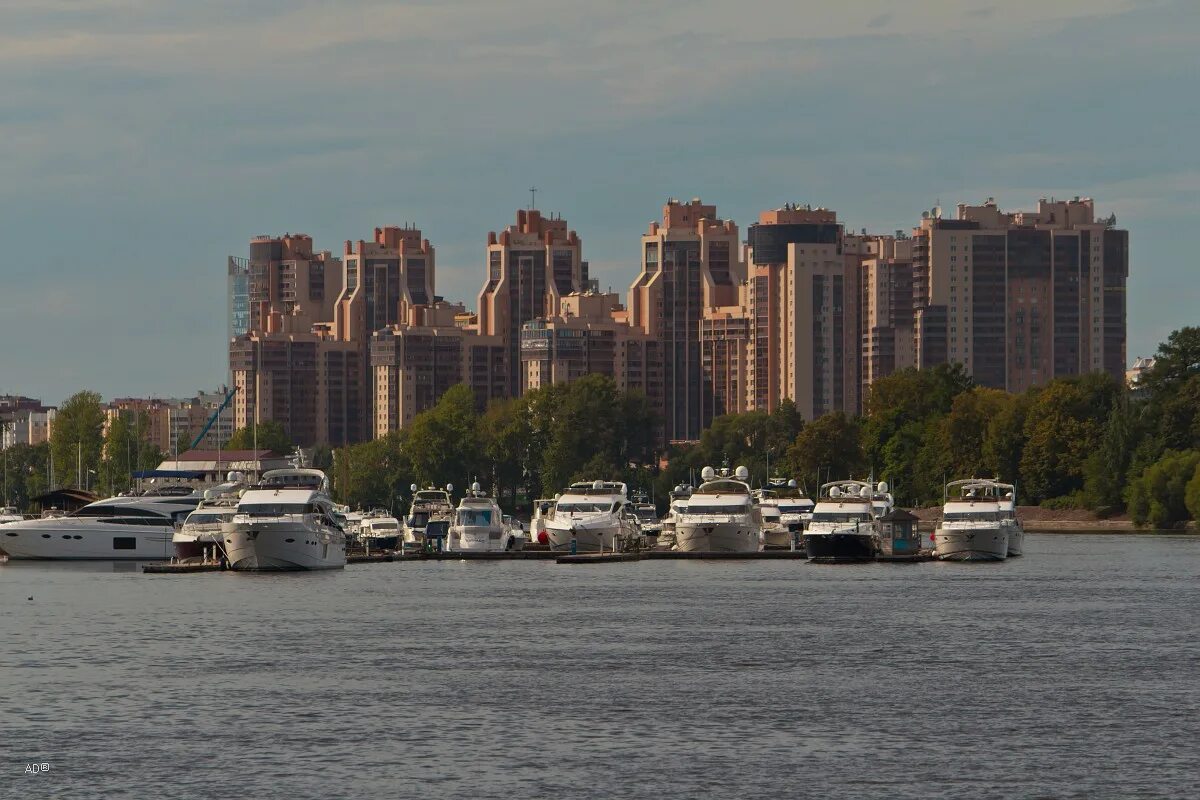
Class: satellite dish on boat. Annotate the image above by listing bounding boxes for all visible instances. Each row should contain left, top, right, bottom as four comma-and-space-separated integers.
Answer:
877, 481, 888, 493
471, 481, 481, 493
860, 486, 871, 498
788, 479, 798, 489
734, 466, 749, 481
830, 487, 842, 498
593, 480, 604, 491
446, 483, 454, 492
701, 466, 716, 481
410, 483, 418, 492
227, 471, 244, 482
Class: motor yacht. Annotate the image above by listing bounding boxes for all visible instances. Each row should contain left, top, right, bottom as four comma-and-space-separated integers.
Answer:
803, 480, 889, 562
402, 485, 454, 548
0, 487, 203, 560
657, 484, 692, 550
933, 479, 1009, 562
755, 493, 789, 548
544, 480, 641, 553
173, 475, 246, 561
630, 491, 661, 539
223, 469, 346, 570
359, 509, 402, 551
0, 506, 24, 525
530, 498, 555, 546
445, 483, 523, 552
674, 466, 764, 553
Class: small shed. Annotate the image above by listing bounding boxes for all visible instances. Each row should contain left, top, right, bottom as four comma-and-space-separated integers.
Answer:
878, 508, 921, 555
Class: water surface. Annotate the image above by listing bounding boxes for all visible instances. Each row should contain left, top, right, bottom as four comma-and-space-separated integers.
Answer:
3, 534, 1198, 799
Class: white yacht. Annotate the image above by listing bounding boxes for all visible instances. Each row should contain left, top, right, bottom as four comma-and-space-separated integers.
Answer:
631, 493, 662, 540
777, 490, 815, 540
0, 487, 203, 560
933, 479, 1009, 562
803, 480, 889, 562
657, 484, 692, 550
223, 469, 346, 571
173, 476, 246, 561
445, 483, 523, 552
358, 509, 402, 551
674, 466, 764, 553
402, 485, 454, 548
755, 493, 789, 548
544, 480, 641, 553
530, 498, 556, 546
996, 483, 1024, 557
1, 506, 24, 525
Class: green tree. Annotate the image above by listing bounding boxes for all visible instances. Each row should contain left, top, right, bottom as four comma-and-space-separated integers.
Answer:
225, 421, 293, 454
1, 441, 51, 511
1020, 374, 1120, 503
784, 412, 865, 491
99, 410, 163, 496
1126, 450, 1200, 528
50, 391, 105, 490
1082, 394, 1137, 512
332, 432, 411, 510
406, 384, 484, 488
1185, 462, 1200, 523
1142, 327, 1200, 397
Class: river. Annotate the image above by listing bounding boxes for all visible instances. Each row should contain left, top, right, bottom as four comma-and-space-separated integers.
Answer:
3, 533, 1198, 798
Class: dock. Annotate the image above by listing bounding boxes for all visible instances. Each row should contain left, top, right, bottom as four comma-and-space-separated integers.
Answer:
556, 552, 641, 564
143, 561, 224, 574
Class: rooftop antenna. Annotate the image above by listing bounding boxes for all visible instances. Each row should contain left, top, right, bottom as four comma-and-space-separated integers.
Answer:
529, 186, 537, 210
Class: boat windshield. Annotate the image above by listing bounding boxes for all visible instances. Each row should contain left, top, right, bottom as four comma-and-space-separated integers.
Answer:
633, 506, 658, 521
186, 512, 231, 525
407, 512, 430, 528
944, 511, 999, 522
368, 521, 399, 530
556, 502, 615, 513
239, 503, 319, 516
457, 509, 493, 526
779, 504, 812, 514
686, 504, 750, 515
811, 512, 872, 523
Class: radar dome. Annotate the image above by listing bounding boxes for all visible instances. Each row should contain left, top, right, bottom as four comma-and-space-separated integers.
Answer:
788, 479, 798, 489
227, 471, 244, 482
471, 481, 481, 493
734, 466, 750, 481
701, 466, 716, 481
830, 487, 842, 498
410, 483, 418, 492
877, 481, 889, 493
446, 483, 454, 493
860, 486, 871, 498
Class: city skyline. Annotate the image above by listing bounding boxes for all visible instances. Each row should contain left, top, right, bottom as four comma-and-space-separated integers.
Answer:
2, 0, 1196, 403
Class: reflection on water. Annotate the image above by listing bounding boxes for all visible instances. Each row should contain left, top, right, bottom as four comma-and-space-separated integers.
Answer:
3, 534, 1199, 799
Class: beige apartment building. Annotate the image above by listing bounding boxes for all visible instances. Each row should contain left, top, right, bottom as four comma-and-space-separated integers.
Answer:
745, 205, 860, 421
911, 197, 1128, 392
477, 209, 585, 397
519, 291, 663, 418
859, 234, 916, 395
0, 396, 55, 449
370, 302, 507, 436
246, 233, 342, 335
628, 198, 743, 441
700, 300, 752, 420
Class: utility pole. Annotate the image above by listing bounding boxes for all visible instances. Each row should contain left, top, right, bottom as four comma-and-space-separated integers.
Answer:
77, 441, 82, 490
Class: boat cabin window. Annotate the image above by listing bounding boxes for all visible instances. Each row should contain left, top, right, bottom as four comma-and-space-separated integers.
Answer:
779, 504, 812, 514
555, 501, 614, 513
943, 511, 999, 522
186, 513, 230, 525
407, 512, 430, 528
112, 537, 137, 550
633, 506, 658, 521
239, 502, 320, 516
261, 474, 324, 489
416, 492, 447, 502
811, 512, 872, 523
457, 509, 493, 526
369, 521, 399, 530
72, 505, 168, 519
686, 503, 750, 515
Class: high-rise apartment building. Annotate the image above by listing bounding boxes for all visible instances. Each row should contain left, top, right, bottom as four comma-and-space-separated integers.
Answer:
911, 197, 1128, 392
334, 226, 435, 343
228, 257, 250, 341
477, 209, 585, 397
369, 302, 507, 436
859, 234, 916, 394
245, 234, 342, 335
629, 198, 742, 442
103, 390, 236, 455
519, 292, 663, 415
745, 205, 860, 420
700, 300, 752, 420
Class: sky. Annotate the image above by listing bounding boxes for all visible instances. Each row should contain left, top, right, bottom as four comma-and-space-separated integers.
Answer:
1, 0, 1197, 405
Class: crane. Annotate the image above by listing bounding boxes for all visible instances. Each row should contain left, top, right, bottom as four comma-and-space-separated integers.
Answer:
189, 386, 239, 451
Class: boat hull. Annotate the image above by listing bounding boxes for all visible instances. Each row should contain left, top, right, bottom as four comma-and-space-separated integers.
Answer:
545, 521, 622, 553
224, 522, 346, 571
360, 534, 400, 551
1005, 525, 1024, 557
675, 521, 762, 553
1, 519, 173, 560
445, 527, 522, 552
763, 526, 791, 548
803, 531, 876, 562
933, 526, 1008, 561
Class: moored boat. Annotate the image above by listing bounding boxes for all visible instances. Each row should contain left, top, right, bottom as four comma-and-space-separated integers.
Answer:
803, 480, 889, 562
445, 482, 523, 552
933, 479, 1009, 562
674, 466, 763, 553
544, 480, 640, 553
401, 485, 454, 548
224, 468, 346, 571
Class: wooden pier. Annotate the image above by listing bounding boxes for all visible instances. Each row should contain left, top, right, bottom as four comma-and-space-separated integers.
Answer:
143, 561, 224, 574
556, 552, 641, 564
